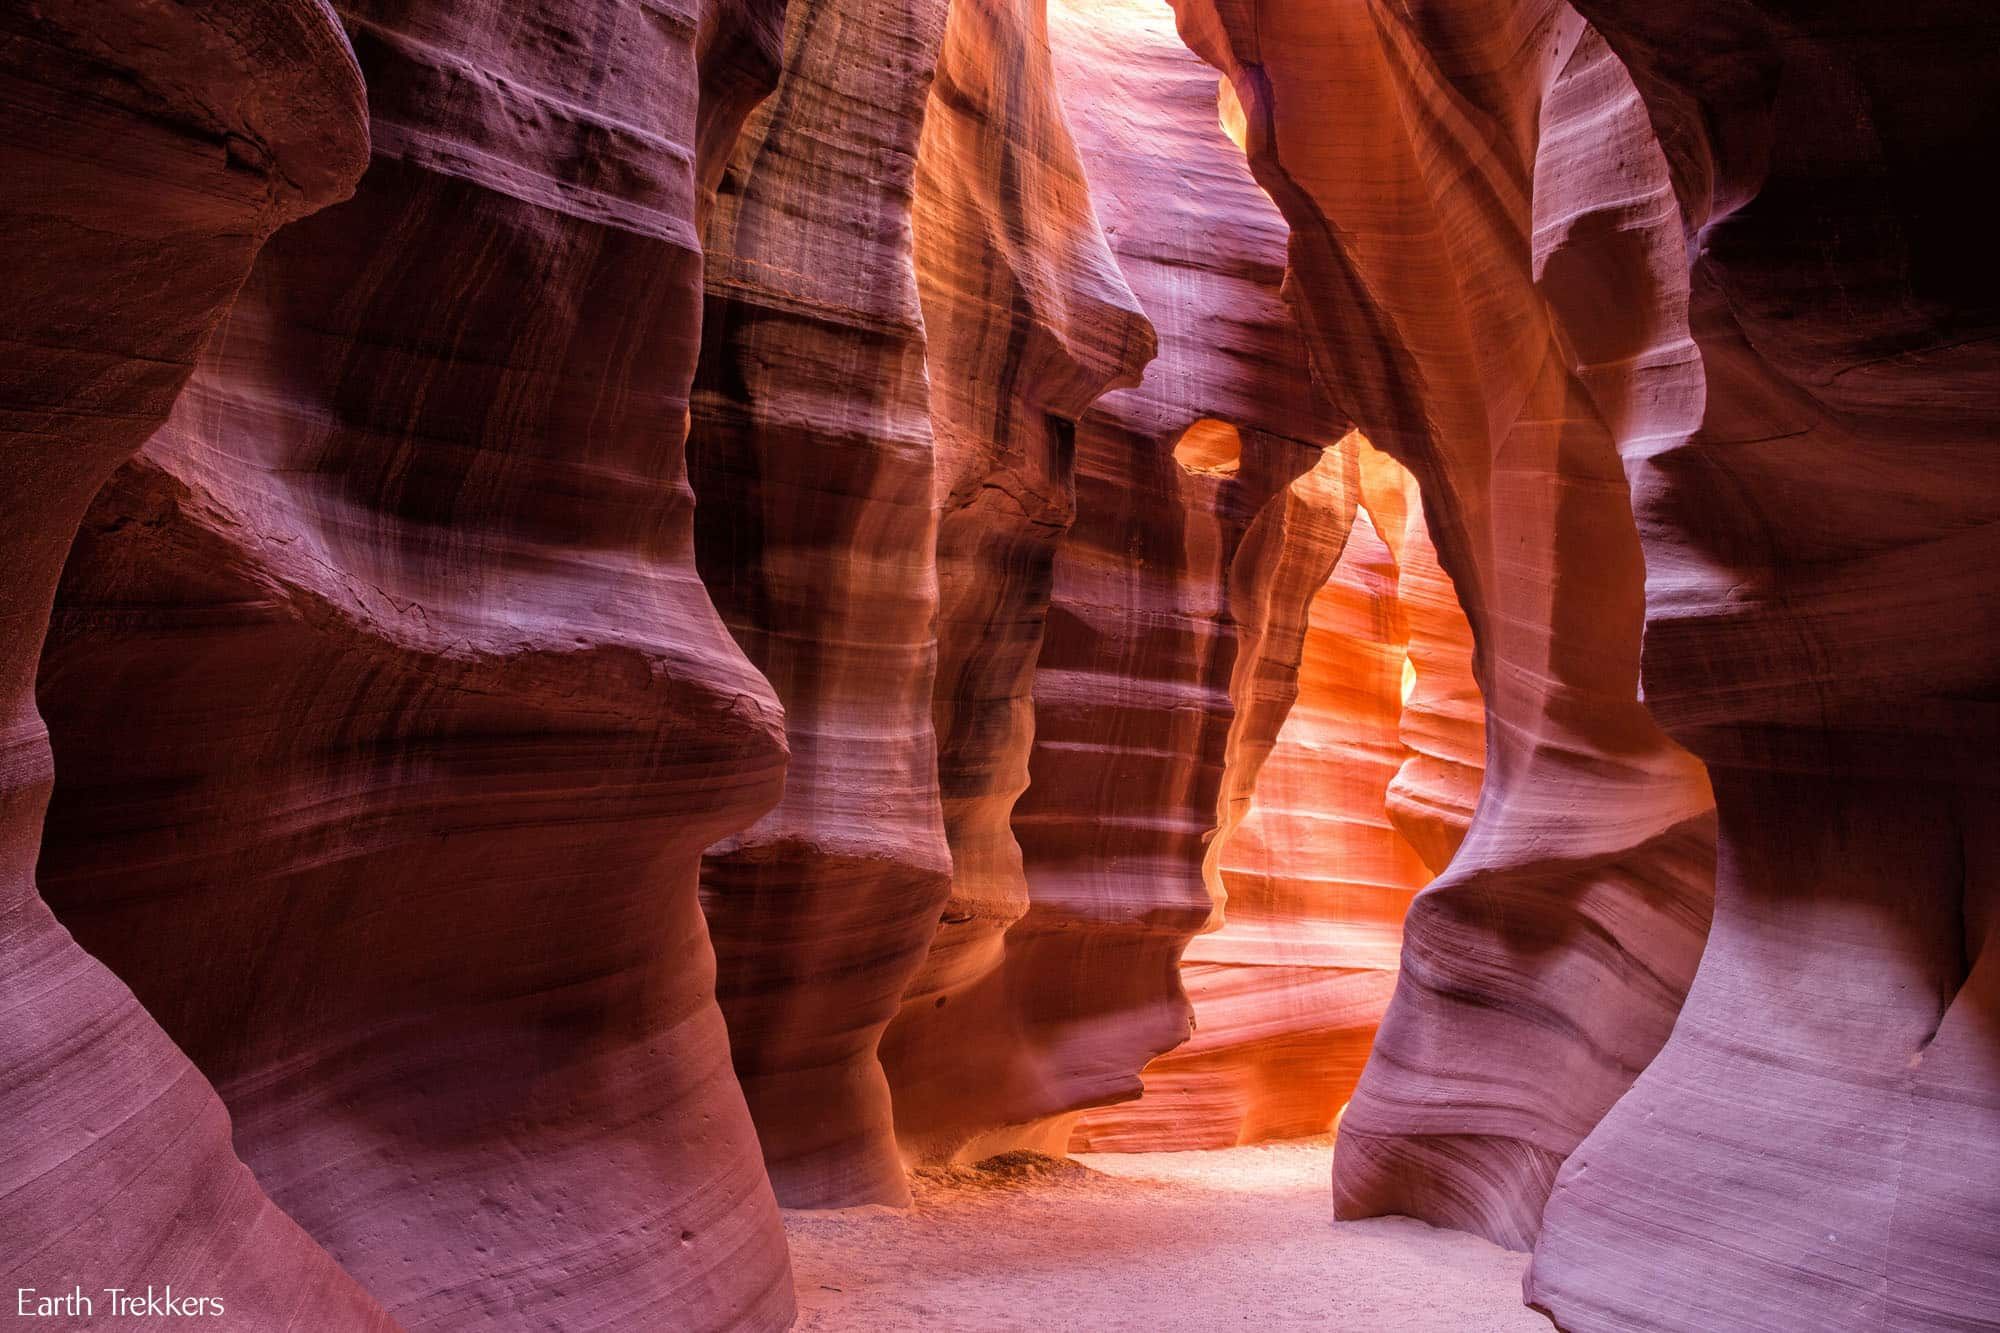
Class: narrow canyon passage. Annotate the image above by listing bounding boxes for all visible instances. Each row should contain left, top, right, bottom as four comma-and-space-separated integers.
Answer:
4, 0, 1994, 1329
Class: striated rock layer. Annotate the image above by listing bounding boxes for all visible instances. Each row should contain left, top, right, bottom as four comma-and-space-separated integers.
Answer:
13, 0, 1994, 1324
884, 0, 1352, 1159
1175, 0, 2000, 1324
1079, 438, 1485, 1152
1171, 499, 1413, 1149
1524, 4, 2000, 1328
875, 0, 1157, 1162
31, 1, 800, 1327
0, 3, 388, 1324
691, 0, 952, 1209
1381, 456, 1487, 883
1170, 0, 1719, 1248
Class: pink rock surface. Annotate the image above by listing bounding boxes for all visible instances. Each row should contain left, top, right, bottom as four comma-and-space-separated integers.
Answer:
1169, 0, 1718, 1248
1525, 4, 2000, 1327
1173, 0, 2000, 1323
691, 0, 954, 1208
30, 1, 798, 1327
0, 3, 387, 1325
972, 0, 1349, 1152
11, 1, 1994, 1324
882, 0, 1376, 1161
1379, 459, 1487, 883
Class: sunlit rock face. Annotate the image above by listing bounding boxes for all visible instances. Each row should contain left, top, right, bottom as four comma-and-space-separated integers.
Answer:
1382, 456, 1487, 884
1169, 0, 1718, 1248
1077, 438, 1486, 1152
1524, 3, 2000, 1328
31, 2, 798, 1328
690, 0, 954, 1209
874, 0, 1158, 1162
881, 0, 1356, 1161
0, 3, 385, 1322
1174, 0, 2000, 1322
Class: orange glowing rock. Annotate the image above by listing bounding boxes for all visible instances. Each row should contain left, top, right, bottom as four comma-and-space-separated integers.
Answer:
1074, 436, 1484, 1151
1170, 0, 1718, 1250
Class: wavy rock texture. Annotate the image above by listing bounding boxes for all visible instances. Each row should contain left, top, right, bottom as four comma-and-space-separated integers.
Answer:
15, 0, 1993, 1325
1064, 439, 1351, 1151
31, 1, 798, 1328
1174, 0, 2000, 1323
1079, 438, 1486, 1151
0, 4, 388, 1324
1169, 0, 1719, 1248
1200, 445, 1359, 945
882, 0, 1359, 1160
998, 0, 1351, 1151
874, 0, 1156, 1162
690, 0, 952, 1209
1524, 4, 2000, 1328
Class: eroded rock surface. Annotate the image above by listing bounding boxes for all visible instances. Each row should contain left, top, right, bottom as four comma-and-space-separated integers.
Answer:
1169, 0, 1718, 1248
1079, 439, 1485, 1152
0, 3, 385, 1323
1524, 4, 2000, 1328
10, 0, 1994, 1326
1172, 0, 1999, 1325
691, 0, 953, 1209
32, 2, 797, 1327
876, 0, 1156, 1163
883, 0, 1369, 1160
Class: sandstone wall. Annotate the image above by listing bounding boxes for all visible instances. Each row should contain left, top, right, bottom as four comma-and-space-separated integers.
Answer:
1172, 1, 1999, 1326
9, 2, 1992, 1327
690, 0, 953, 1209
30, 2, 799, 1327
875, 0, 1159, 1162
1527, 3, 2000, 1327
1169, 0, 1718, 1247
0, 4, 386, 1323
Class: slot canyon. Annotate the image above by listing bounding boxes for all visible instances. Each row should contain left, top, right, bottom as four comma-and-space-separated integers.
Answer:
0, 0, 1992, 1329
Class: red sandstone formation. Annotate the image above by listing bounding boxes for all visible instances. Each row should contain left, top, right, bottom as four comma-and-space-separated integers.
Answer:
1080, 439, 1486, 1151
874, 0, 1156, 1162
9, 0, 1995, 1326
1522, 4, 2000, 1328
1375, 456, 1486, 882
1171, 0, 1720, 1249
690, 0, 953, 1208
882, 0, 1354, 1160
28, 1, 797, 1328
1168, 460, 1407, 1150
0, 3, 388, 1324
1174, 0, 1999, 1325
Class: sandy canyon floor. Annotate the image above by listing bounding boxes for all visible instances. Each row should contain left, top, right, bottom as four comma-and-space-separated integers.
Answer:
784, 1139, 1550, 1331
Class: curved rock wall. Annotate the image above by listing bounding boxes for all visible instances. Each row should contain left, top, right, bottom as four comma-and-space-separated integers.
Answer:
1172, 0, 2000, 1324
882, 0, 1356, 1160
1180, 501, 1417, 1148
1525, 4, 2000, 1328
691, 0, 953, 1209
11, 0, 1993, 1325
874, 0, 1157, 1162
31, 1, 798, 1328
0, 4, 386, 1323
1379, 453, 1487, 881
1169, 0, 1719, 1248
